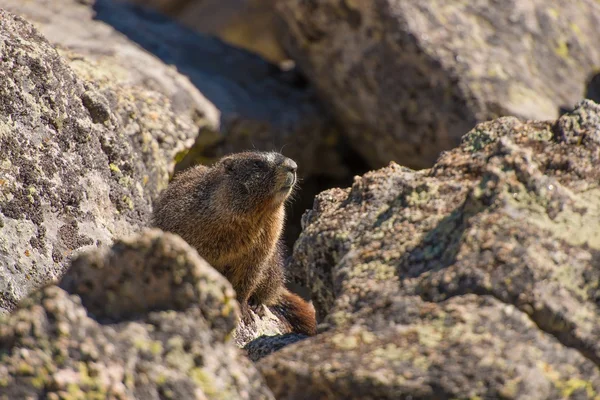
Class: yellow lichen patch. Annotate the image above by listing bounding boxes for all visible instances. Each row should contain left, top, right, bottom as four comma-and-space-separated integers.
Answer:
331, 333, 359, 350
370, 342, 431, 371
108, 163, 121, 174
132, 337, 164, 357
506, 84, 557, 120
189, 368, 218, 397
525, 189, 600, 250
555, 39, 570, 60
540, 361, 597, 398
415, 324, 443, 348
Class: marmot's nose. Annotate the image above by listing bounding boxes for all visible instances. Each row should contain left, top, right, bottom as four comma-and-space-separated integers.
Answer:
281, 158, 297, 173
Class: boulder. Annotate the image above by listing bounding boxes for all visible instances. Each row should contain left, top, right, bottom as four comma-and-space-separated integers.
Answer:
88, 0, 344, 178
0, 229, 274, 399
275, 0, 600, 169
0, 9, 196, 312
259, 100, 600, 398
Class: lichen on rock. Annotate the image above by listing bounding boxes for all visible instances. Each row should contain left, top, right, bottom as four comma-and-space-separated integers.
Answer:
260, 100, 600, 399
275, 0, 600, 169
0, 8, 203, 313
0, 229, 274, 399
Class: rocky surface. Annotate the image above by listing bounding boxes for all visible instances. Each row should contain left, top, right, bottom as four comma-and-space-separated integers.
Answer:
275, 0, 600, 169
0, 229, 275, 399
3, 0, 344, 179
259, 100, 600, 399
0, 9, 198, 313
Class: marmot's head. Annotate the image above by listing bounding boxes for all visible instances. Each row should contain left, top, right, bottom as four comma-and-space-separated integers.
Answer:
215, 151, 297, 215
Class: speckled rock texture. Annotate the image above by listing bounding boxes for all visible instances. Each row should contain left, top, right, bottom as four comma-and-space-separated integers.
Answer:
259, 100, 600, 399
244, 333, 309, 362
275, 0, 600, 169
0, 9, 198, 313
3, 0, 344, 179
0, 229, 274, 399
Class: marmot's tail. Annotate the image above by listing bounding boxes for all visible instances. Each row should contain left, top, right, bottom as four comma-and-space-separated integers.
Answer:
270, 289, 317, 336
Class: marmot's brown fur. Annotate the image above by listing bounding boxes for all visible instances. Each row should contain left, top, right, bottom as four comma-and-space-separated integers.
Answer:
152, 151, 316, 336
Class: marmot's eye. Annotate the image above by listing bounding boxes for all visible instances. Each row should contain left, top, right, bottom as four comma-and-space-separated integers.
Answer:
253, 160, 266, 170
222, 158, 235, 172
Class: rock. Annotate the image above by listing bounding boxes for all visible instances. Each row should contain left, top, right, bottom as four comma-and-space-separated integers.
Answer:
0, 9, 198, 313
275, 0, 600, 169
0, 229, 274, 399
3, 0, 345, 180
259, 100, 600, 398
234, 305, 295, 349
244, 333, 309, 362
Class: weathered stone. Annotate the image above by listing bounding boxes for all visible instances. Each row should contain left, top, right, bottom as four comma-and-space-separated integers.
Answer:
275, 0, 600, 169
3, 0, 344, 180
244, 333, 309, 362
0, 9, 197, 313
0, 229, 274, 399
259, 100, 600, 399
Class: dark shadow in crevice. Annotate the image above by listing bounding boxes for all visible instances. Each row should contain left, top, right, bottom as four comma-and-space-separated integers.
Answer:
559, 70, 600, 115
92, 0, 315, 146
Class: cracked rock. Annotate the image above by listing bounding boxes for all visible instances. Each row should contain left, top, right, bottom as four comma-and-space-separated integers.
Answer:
260, 100, 600, 399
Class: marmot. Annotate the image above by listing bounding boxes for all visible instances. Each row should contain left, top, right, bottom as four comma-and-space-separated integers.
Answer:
152, 151, 316, 336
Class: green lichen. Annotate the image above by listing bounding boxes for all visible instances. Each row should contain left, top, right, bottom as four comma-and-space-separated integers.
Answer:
108, 163, 121, 174
133, 337, 164, 356
555, 39, 570, 60
462, 127, 499, 152
121, 195, 134, 210
173, 148, 190, 165
16, 361, 34, 375
331, 333, 358, 350
540, 361, 597, 398
415, 324, 443, 348
514, 189, 600, 250
189, 368, 217, 397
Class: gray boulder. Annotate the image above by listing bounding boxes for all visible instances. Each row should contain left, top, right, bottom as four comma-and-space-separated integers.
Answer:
275, 0, 600, 169
259, 100, 600, 399
0, 229, 274, 399
0, 9, 196, 312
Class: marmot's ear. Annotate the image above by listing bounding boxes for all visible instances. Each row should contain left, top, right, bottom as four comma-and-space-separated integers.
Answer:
222, 157, 235, 172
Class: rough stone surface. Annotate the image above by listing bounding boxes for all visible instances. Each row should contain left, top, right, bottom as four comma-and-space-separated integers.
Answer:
0, 229, 274, 399
244, 333, 309, 362
275, 0, 600, 169
0, 9, 198, 313
259, 100, 600, 399
3, 0, 344, 180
